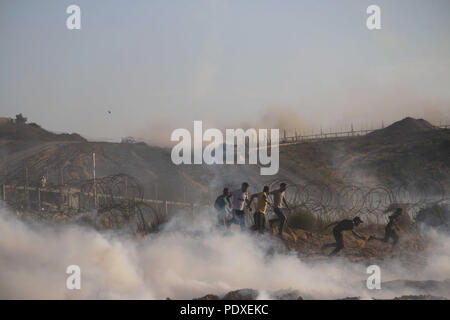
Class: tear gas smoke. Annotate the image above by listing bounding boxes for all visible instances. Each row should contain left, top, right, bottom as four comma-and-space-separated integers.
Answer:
0, 205, 449, 299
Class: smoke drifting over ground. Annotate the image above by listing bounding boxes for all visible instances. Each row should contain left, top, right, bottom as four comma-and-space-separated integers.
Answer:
258, 107, 308, 132
0, 205, 449, 299
135, 107, 308, 147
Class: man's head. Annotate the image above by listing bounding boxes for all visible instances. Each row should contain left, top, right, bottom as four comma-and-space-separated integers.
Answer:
223, 187, 229, 196
280, 182, 287, 192
394, 208, 403, 215
353, 216, 363, 226
241, 182, 249, 192
263, 185, 269, 193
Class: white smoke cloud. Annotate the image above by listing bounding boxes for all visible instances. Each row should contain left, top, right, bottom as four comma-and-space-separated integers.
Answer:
0, 205, 449, 299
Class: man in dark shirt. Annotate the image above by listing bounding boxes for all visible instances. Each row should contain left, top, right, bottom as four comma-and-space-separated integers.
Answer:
322, 216, 365, 256
214, 188, 232, 229
369, 208, 403, 246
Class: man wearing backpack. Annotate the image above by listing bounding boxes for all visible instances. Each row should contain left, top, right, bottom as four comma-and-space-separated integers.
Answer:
214, 188, 232, 229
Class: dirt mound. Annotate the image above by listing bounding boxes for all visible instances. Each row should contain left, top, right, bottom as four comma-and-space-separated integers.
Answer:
393, 295, 447, 300
222, 289, 258, 300
193, 294, 220, 300
195, 284, 449, 300
381, 279, 450, 298
368, 117, 437, 137
195, 289, 303, 300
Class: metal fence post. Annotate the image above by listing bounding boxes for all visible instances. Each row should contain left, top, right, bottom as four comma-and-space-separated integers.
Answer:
164, 200, 168, 217
37, 187, 41, 210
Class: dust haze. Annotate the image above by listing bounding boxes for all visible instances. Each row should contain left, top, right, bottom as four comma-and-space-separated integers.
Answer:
135, 107, 309, 147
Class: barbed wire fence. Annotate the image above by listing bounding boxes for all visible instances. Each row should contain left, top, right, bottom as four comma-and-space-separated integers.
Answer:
0, 163, 192, 233
0, 160, 449, 232
265, 177, 449, 224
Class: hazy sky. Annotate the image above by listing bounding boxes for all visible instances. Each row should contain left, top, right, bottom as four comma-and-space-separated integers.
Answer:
1, 0, 449, 144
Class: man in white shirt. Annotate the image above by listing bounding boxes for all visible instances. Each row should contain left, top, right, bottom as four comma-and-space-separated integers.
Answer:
230, 182, 250, 231
269, 182, 291, 238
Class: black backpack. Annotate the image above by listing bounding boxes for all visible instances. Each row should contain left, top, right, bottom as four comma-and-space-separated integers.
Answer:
214, 196, 226, 211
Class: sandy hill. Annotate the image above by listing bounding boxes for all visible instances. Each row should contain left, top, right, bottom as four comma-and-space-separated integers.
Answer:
279, 117, 449, 188
368, 117, 437, 137
0, 117, 449, 203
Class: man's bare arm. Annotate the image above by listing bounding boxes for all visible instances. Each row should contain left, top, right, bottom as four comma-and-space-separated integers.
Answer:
352, 230, 366, 240
282, 197, 290, 210
325, 221, 338, 229
264, 195, 273, 208
247, 194, 257, 207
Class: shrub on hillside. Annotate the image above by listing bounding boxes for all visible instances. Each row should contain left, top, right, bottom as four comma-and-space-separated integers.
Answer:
287, 209, 317, 231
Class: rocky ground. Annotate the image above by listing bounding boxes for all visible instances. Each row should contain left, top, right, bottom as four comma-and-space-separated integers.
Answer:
280, 224, 427, 264
193, 287, 449, 300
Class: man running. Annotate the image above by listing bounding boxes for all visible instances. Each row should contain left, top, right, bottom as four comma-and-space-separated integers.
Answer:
322, 216, 365, 256
248, 186, 273, 234
214, 188, 232, 229
230, 182, 250, 231
369, 208, 403, 246
269, 183, 291, 238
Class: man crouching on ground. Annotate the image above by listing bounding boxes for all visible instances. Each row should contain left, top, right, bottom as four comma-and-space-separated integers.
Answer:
322, 216, 366, 256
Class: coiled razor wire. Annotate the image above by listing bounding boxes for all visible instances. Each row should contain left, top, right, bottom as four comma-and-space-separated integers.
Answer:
265, 178, 448, 222
2, 169, 449, 229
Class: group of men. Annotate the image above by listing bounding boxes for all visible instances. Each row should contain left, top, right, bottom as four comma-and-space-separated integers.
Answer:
214, 182, 405, 256
214, 182, 291, 238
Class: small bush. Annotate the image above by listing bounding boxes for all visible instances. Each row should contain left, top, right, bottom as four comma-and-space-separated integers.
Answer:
287, 209, 317, 231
